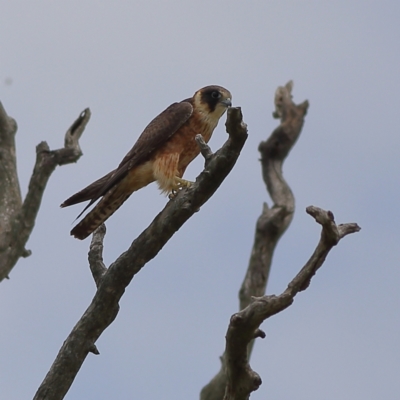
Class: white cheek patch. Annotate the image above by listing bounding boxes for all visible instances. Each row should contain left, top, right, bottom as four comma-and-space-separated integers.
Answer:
193, 96, 227, 130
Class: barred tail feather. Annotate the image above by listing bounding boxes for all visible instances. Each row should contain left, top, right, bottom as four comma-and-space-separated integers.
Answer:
70, 190, 131, 240
69, 163, 155, 239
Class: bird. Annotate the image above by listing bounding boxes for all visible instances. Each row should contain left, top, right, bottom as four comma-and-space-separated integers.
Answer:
61, 85, 232, 240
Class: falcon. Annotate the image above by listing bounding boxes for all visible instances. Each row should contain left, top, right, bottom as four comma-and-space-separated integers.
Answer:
61, 85, 232, 240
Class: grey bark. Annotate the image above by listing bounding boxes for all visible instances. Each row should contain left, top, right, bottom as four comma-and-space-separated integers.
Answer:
0, 105, 90, 281
221, 207, 359, 400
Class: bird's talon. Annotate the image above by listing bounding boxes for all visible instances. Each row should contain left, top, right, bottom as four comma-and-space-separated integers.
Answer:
169, 178, 194, 198
169, 189, 179, 199
175, 177, 194, 189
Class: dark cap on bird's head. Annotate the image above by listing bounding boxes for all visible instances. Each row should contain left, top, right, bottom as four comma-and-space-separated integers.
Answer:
195, 85, 232, 114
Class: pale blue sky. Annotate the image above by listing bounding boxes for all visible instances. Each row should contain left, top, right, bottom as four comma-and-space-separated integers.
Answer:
1, 1, 399, 399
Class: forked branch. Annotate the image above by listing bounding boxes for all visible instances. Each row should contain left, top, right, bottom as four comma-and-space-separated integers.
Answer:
222, 208, 360, 400
0, 106, 90, 281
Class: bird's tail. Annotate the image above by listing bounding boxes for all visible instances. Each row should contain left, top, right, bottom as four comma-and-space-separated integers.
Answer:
70, 188, 131, 240
61, 170, 115, 208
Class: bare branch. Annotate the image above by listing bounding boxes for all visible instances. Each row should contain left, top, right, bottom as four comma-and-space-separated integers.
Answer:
33, 107, 248, 400
0, 106, 90, 282
88, 224, 107, 287
201, 81, 308, 400
0, 102, 21, 252
64, 108, 90, 151
0, 101, 18, 141
240, 81, 309, 309
286, 207, 361, 294
195, 134, 214, 164
222, 208, 360, 400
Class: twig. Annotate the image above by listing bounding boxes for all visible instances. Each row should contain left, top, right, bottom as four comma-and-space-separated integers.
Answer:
88, 224, 107, 287
195, 135, 213, 164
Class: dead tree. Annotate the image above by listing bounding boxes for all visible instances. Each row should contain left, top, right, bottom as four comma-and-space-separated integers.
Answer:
0, 82, 359, 400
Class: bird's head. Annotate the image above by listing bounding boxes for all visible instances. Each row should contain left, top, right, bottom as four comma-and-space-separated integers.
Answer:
193, 85, 232, 120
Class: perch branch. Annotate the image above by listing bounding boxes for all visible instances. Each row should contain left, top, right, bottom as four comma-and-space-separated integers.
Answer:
33, 107, 248, 400
0, 107, 90, 282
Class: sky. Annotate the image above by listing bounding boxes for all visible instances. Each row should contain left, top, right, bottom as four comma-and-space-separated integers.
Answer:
1, 1, 399, 399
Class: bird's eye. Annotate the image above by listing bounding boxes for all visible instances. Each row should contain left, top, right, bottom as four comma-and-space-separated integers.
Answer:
211, 91, 221, 99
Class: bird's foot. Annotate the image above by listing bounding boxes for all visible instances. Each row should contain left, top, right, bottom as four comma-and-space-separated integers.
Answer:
169, 177, 194, 198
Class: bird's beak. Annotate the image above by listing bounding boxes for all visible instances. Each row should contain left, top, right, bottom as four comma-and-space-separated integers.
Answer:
221, 98, 232, 107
